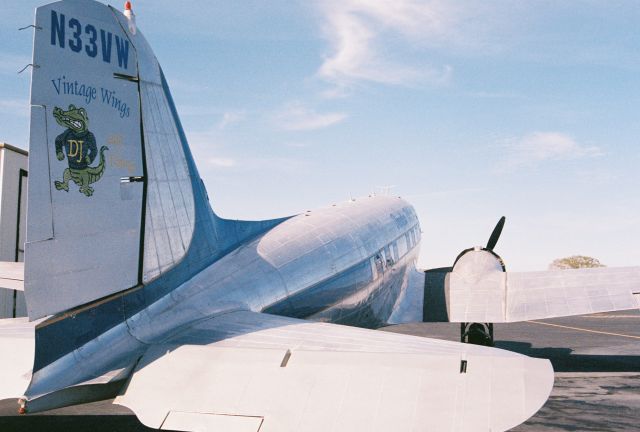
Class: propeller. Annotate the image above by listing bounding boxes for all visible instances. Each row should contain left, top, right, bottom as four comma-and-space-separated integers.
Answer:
485, 216, 506, 251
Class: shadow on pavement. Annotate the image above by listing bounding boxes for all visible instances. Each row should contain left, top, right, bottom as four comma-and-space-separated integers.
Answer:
495, 341, 640, 372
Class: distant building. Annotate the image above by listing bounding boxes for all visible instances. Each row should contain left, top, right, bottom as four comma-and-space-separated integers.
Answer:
0, 142, 28, 318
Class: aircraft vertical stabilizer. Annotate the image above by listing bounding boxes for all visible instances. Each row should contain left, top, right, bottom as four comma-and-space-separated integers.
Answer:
25, 0, 285, 320
26, 0, 147, 319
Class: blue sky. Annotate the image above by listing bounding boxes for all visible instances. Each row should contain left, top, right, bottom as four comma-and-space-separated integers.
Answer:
1, 1, 639, 270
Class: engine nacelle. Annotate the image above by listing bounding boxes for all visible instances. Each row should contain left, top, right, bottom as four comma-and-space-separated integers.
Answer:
452, 247, 506, 346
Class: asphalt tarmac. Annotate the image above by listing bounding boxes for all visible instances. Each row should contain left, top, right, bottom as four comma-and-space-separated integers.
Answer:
1, 310, 639, 431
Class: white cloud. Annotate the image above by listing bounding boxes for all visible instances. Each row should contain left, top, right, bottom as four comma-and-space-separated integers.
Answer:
187, 129, 221, 151
187, 127, 309, 174
315, 0, 457, 87
273, 102, 347, 131
499, 132, 602, 171
185, 129, 234, 170
208, 157, 236, 167
218, 111, 246, 130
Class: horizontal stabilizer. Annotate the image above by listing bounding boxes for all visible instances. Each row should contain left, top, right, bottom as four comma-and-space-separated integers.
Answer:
0, 262, 24, 291
0, 318, 37, 400
116, 311, 553, 432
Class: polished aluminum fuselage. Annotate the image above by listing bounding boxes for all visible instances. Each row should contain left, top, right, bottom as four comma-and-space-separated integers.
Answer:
128, 195, 421, 341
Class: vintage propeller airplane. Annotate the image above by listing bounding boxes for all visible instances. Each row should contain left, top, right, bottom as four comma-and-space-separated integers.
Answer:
0, 1, 638, 431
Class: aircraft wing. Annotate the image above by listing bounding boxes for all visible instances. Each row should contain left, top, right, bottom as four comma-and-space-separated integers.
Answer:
115, 310, 552, 432
400, 249, 640, 324
0, 318, 36, 400
449, 265, 640, 323
0, 262, 24, 291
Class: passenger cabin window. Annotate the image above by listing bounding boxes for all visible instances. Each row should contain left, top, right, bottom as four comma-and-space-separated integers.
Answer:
398, 235, 408, 257
385, 245, 394, 266
374, 253, 384, 275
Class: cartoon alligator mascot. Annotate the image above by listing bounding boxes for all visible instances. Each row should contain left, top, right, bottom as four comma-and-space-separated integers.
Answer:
53, 104, 108, 197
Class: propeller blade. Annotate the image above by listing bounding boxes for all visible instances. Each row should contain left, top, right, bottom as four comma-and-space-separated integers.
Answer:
486, 216, 506, 251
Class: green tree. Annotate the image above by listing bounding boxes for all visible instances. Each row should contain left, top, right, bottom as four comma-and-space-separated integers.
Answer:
548, 255, 605, 270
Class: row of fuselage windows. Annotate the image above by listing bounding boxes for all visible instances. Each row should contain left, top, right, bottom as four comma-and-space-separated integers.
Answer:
370, 224, 421, 280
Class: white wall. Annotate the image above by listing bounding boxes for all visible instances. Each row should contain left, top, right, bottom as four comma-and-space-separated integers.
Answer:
0, 143, 28, 318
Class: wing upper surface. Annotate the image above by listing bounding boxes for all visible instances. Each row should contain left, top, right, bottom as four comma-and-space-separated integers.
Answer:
505, 266, 640, 321
115, 310, 552, 432
449, 264, 640, 323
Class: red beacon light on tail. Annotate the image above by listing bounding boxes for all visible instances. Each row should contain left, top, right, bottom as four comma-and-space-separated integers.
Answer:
123, 1, 137, 35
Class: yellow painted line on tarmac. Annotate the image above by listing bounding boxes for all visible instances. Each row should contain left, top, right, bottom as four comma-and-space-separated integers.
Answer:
527, 320, 640, 340
581, 315, 640, 319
